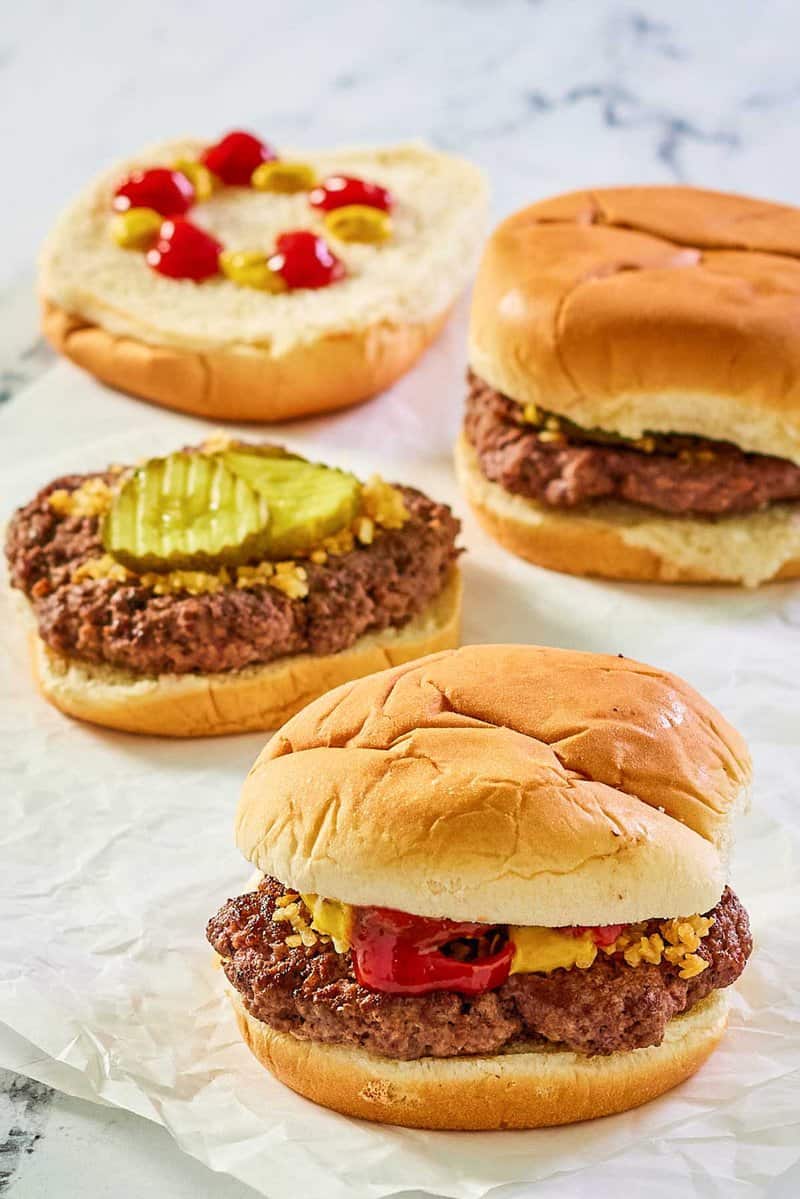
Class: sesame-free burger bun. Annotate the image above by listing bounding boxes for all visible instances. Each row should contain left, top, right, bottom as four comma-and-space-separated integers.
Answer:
470, 184, 800, 460
231, 988, 728, 1129
455, 432, 800, 586
24, 569, 461, 737
41, 140, 488, 421
236, 644, 750, 925
469, 186, 800, 464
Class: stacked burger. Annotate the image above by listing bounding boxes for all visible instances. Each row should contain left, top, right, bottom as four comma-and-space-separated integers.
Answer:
208, 645, 752, 1129
458, 186, 800, 585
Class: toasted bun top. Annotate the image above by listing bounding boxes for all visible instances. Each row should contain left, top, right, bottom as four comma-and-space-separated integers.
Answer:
236, 645, 750, 925
41, 139, 487, 356
469, 186, 800, 464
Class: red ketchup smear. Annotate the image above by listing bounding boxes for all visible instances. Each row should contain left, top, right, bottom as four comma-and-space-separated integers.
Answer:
113, 168, 195, 217
201, 130, 276, 185
309, 174, 394, 213
350, 906, 513, 996
146, 218, 222, 281
567, 924, 625, 948
269, 230, 345, 290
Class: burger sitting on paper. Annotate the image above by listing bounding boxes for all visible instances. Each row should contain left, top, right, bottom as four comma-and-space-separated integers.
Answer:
207, 645, 753, 1130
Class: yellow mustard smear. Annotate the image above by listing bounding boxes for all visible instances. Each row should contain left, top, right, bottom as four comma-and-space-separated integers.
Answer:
301, 895, 353, 954
508, 926, 598, 974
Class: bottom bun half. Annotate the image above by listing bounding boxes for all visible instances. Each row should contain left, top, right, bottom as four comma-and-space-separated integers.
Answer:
26, 569, 461, 737
456, 433, 800, 587
231, 989, 728, 1130
42, 300, 451, 423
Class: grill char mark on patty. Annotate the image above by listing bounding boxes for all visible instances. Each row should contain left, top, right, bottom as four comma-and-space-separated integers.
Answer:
4, 476, 460, 676
207, 878, 752, 1060
465, 371, 800, 516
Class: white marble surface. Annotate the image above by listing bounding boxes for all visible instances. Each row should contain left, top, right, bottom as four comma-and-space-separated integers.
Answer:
2, 1, 800, 1196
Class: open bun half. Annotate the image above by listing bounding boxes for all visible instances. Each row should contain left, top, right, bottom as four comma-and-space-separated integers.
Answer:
41, 139, 487, 420
26, 569, 461, 737
455, 432, 800, 586
237, 643, 749, 924
231, 989, 728, 1130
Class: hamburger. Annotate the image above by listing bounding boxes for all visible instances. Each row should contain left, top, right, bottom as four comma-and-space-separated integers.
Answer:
40, 132, 487, 422
4, 436, 461, 736
207, 644, 753, 1130
457, 186, 800, 585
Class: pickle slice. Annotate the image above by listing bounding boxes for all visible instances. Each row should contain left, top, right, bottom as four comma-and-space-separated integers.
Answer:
221, 446, 361, 559
102, 452, 272, 572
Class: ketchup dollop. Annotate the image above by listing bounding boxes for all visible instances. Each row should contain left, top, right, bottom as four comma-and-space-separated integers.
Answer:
350, 907, 513, 996
113, 168, 195, 217
269, 230, 345, 290
309, 174, 394, 213
201, 130, 276, 185
146, 218, 222, 281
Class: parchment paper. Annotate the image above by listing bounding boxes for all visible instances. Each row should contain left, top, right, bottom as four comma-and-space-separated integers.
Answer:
1, 324, 799, 1197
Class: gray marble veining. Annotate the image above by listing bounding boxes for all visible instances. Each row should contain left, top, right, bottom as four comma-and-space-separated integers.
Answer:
0, 1074, 52, 1194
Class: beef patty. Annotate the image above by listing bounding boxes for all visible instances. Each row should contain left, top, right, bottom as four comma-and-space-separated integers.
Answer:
207, 878, 751, 1060
5, 477, 459, 676
465, 371, 800, 516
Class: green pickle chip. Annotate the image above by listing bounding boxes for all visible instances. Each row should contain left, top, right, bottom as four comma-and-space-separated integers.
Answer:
221, 445, 361, 559
102, 452, 272, 572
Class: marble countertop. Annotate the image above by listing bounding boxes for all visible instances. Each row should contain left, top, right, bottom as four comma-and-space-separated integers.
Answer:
0, 1069, 254, 1198
2, 1, 799, 1195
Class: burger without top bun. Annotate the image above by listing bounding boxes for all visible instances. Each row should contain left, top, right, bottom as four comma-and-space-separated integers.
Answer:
5, 436, 461, 736
457, 186, 800, 585
207, 644, 753, 1130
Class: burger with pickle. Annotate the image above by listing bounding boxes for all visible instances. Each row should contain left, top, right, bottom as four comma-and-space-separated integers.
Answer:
4, 436, 460, 735
207, 644, 753, 1129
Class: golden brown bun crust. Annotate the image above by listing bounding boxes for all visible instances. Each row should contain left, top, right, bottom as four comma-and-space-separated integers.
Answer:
469, 186, 800, 463
237, 644, 749, 924
26, 570, 461, 737
42, 300, 451, 423
231, 989, 728, 1130
456, 432, 800, 586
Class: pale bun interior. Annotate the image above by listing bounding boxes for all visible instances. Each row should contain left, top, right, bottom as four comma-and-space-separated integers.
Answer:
42, 139, 488, 356
469, 185, 800, 464
231, 987, 728, 1130
237, 644, 750, 924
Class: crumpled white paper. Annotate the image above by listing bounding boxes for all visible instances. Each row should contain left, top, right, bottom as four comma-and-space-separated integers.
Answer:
1, 326, 799, 1198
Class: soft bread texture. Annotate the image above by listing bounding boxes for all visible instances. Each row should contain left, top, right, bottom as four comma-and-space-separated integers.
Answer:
41, 139, 487, 420
25, 569, 461, 737
236, 644, 750, 924
469, 185, 800, 464
456, 433, 800, 586
231, 988, 728, 1129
